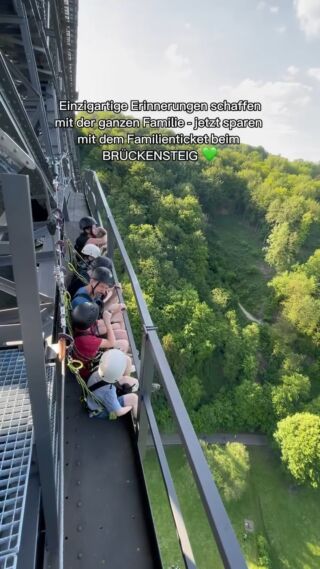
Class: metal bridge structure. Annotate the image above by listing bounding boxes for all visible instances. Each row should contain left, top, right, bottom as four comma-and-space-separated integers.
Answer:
0, 2, 248, 568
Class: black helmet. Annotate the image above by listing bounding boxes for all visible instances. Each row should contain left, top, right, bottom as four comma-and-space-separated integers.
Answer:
91, 256, 113, 271
79, 216, 97, 231
91, 267, 114, 287
72, 302, 99, 330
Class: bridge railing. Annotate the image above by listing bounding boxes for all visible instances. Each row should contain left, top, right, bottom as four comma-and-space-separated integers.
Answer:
83, 169, 248, 569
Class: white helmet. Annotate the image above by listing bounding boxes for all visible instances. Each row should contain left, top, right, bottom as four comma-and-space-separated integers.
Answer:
98, 349, 127, 383
81, 243, 101, 258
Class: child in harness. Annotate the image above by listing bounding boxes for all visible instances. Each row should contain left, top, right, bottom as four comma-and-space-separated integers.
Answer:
86, 349, 139, 419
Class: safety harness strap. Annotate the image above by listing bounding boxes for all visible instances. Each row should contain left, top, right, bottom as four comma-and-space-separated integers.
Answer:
89, 380, 107, 392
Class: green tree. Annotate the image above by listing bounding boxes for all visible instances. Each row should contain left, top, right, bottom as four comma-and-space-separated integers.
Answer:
271, 270, 320, 344
271, 373, 310, 419
241, 323, 260, 382
179, 375, 204, 412
201, 441, 250, 502
223, 310, 243, 383
274, 412, 320, 488
265, 222, 301, 270
234, 380, 274, 433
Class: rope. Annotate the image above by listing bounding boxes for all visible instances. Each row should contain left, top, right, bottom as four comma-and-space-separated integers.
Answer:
66, 238, 76, 266
67, 359, 100, 406
66, 238, 86, 266
67, 358, 116, 419
67, 261, 89, 285
63, 291, 73, 335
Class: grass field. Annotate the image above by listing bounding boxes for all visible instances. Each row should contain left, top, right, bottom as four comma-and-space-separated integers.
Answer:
207, 213, 275, 320
144, 445, 320, 569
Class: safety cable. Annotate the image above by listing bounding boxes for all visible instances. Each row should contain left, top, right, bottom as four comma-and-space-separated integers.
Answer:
67, 261, 88, 285
66, 358, 116, 417
65, 238, 86, 265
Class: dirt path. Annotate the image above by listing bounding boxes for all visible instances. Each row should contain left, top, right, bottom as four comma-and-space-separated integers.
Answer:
238, 302, 264, 325
148, 432, 268, 447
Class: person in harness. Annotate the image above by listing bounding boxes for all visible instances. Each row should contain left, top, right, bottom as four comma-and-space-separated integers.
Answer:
71, 267, 129, 352
86, 257, 127, 330
81, 243, 101, 264
71, 266, 115, 310
90, 256, 113, 272
68, 243, 101, 298
72, 301, 118, 380
74, 216, 108, 254
72, 302, 132, 379
86, 349, 139, 419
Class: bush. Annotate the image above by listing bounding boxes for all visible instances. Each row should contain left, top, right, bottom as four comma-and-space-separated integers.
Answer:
257, 534, 272, 568
233, 381, 275, 433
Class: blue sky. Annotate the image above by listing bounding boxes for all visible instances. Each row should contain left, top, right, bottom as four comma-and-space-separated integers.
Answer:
77, 0, 320, 162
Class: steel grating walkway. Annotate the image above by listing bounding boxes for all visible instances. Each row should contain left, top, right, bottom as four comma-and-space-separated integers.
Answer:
0, 350, 57, 569
0, 349, 33, 569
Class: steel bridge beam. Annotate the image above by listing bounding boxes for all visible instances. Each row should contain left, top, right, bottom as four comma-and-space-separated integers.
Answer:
0, 173, 59, 554
14, 0, 53, 160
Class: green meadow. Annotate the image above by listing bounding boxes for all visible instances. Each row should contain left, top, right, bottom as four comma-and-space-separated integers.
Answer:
144, 445, 320, 569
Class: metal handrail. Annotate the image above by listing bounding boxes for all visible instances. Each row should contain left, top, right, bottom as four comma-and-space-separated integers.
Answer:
83, 169, 248, 569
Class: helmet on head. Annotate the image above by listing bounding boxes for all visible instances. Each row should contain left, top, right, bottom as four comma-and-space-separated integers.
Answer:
98, 349, 127, 383
81, 244, 101, 258
79, 216, 97, 231
91, 256, 113, 271
91, 267, 114, 287
72, 302, 99, 330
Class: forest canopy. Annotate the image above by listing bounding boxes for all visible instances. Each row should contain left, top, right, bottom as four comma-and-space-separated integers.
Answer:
78, 112, 320, 485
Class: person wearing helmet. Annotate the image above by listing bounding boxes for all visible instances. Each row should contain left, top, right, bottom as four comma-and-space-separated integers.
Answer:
72, 302, 118, 379
74, 216, 107, 253
68, 244, 101, 298
69, 264, 129, 340
90, 255, 113, 272
71, 267, 115, 309
87, 257, 126, 327
72, 301, 99, 329
87, 257, 120, 307
71, 269, 129, 353
85, 262, 124, 324
81, 243, 101, 261
86, 349, 139, 418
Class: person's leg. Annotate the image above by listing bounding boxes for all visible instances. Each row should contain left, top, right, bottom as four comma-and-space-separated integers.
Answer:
112, 314, 125, 327
97, 320, 126, 339
114, 339, 129, 352
118, 376, 139, 390
122, 393, 138, 419
114, 329, 128, 341
109, 305, 123, 321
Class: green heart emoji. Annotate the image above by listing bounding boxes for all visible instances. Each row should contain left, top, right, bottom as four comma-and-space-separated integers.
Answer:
202, 147, 218, 161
